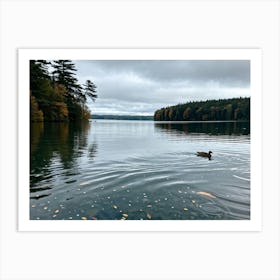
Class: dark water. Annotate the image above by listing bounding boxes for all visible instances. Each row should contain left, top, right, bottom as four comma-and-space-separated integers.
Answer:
30, 120, 250, 220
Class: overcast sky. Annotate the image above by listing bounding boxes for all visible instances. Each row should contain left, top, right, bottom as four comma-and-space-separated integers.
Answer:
74, 60, 250, 116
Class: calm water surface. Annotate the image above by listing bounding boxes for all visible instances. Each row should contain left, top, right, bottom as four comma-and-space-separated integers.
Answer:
30, 120, 250, 220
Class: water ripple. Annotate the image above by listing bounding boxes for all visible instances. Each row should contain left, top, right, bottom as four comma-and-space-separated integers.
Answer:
30, 121, 250, 220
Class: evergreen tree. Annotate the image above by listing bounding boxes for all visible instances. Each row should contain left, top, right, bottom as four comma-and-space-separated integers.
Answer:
84, 80, 98, 102
51, 60, 81, 99
52, 60, 86, 120
30, 60, 51, 98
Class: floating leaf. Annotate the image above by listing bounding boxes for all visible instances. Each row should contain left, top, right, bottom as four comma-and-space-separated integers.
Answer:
146, 213, 152, 219
92, 217, 97, 220
196, 191, 216, 198
54, 209, 59, 213
113, 205, 118, 209
81, 217, 87, 220
31, 205, 36, 208
192, 200, 196, 204
43, 206, 48, 210
122, 213, 128, 218
183, 208, 188, 211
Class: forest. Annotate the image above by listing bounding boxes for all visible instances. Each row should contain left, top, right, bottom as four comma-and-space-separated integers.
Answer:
154, 97, 250, 121
30, 60, 97, 122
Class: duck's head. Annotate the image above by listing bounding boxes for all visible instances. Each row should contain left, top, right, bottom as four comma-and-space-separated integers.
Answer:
209, 151, 213, 155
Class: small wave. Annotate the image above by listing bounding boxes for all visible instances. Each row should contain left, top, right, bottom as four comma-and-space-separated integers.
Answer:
216, 194, 250, 207
233, 175, 250, 181
30, 193, 51, 200
199, 203, 224, 215
222, 183, 249, 190
30, 186, 52, 193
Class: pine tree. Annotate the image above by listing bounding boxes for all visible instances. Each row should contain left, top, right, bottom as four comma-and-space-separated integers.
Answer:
30, 60, 51, 98
84, 80, 98, 102
51, 60, 81, 99
52, 60, 86, 120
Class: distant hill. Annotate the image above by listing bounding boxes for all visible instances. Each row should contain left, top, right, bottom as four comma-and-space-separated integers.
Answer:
91, 114, 154, 121
154, 97, 250, 121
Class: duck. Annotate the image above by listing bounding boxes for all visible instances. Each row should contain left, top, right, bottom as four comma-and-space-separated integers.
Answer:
196, 151, 212, 160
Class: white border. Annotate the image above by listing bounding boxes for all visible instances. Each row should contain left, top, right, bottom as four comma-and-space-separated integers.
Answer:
18, 48, 262, 231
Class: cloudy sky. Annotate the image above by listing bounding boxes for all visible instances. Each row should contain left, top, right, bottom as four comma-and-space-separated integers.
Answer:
74, 60, 250, 116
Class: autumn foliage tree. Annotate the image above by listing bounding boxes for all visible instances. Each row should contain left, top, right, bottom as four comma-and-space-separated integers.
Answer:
30, 92, 44, 122
30, 60, 97, 122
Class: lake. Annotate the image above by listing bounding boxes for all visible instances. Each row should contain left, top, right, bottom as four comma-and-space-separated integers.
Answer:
30, 120, 250, 220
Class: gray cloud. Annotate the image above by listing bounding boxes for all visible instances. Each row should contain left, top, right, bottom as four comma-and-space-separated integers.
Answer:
75, 60, 250, 115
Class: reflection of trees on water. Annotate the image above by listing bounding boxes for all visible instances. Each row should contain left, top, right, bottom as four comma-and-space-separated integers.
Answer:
88, 142, 98, 159
30, 121, 97, 189
154, 121, 250, 136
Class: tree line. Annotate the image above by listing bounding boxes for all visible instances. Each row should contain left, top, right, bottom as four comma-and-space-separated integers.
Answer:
154, 97, 250, 121
30, 60, 97, 122
91, 114, 153, 121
